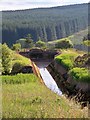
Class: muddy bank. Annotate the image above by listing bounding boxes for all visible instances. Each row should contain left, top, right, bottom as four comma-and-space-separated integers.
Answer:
47, 60, 90, 107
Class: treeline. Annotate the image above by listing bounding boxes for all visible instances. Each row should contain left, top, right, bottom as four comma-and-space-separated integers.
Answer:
2, 3, 88, 46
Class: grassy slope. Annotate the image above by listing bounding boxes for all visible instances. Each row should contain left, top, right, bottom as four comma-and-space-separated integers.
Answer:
11, 52, 32, 67
69, 29, 88, 45
55, 49, 90, 83
1, 74, 37, 84
55, 49, 85, 70
48, 28, 88, 45
3, 76, 88, 118
2, 50, 88, 118
60, 49, 85, 55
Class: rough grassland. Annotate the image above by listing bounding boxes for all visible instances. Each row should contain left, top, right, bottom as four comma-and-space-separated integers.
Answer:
2, 50, 88, 118
12, 52, 32, 67
3, 76, 88, 118
48, 29, 88, 45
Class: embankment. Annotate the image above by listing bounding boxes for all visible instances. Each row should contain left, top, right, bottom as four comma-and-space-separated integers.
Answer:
47, 60, 90, 107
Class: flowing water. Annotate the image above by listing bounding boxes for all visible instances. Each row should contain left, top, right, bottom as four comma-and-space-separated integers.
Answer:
34, 60, 62, 96
39, 68, 62, 96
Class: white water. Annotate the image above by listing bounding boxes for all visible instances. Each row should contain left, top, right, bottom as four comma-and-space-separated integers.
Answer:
39, 68, 62, 96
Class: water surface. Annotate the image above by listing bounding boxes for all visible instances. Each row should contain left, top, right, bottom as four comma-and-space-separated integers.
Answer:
39, 67, 62, 96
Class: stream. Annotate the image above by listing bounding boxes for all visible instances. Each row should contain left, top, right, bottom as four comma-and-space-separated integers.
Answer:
34, 60, 62, 96
39, 68, 62, 95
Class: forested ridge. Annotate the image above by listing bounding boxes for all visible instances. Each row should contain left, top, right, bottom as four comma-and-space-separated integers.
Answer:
2, 3, 88, 46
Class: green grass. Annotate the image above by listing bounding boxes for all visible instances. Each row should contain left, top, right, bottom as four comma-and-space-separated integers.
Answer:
12, 52, 31, 66
55, 50, 90, 83
48, 37, 70, 44
11, 52, 32, 73
69, 67, 90, 83
1, 74, 37, 84
2, 46, 89, 118
2, 79, 87, 118
48, 28, 88, 45
55, 53, 78, 70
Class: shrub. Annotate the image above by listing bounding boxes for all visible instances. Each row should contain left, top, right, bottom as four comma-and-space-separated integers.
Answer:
69, 67, 90, 83
35, 40, 46, 48
1, 43, 31, 74
12, 43, 21, 51
61, 59, 74, 70
55, 39, 73, 49
11, 60, 25, 74
16, 34, 34, 48
2, 43, 12, 74
55, 53, 77, 70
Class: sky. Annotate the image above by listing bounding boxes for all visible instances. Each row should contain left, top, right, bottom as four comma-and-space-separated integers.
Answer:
0, 0, 89, 11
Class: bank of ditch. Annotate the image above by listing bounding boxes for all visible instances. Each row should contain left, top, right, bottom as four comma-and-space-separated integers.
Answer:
18, 50, 90, 108
46, 54, 90, 108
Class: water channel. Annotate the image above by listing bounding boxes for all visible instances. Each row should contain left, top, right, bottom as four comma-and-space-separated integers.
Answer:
34, 60, 62, 96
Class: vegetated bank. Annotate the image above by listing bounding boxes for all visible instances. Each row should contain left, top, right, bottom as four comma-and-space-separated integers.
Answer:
2, 44, 88, 118
47, 49, 90, 107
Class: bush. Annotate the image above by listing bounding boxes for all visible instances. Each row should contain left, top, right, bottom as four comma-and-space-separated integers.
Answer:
16, 34, 34, 48
2, 43, 12, 74
55, 53, 77, 70
69, 67, 90, 83
1, 73, 38, 84
1, 43, 31, 74
12, 43, 21, 51
35, 40, 46, 48
11, 60, 25, 74
55, 39, 73, 49
61, 59, 74, 70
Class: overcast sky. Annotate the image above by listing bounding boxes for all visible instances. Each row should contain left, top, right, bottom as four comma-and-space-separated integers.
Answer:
0, 0, 89, 11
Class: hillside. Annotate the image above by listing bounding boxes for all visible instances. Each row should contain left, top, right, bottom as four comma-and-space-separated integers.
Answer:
2, 55, 88, 118
48, 29, 88, 44
1, 44, 89, 118
48, 28, 90, 52
2, 3, 88, 46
